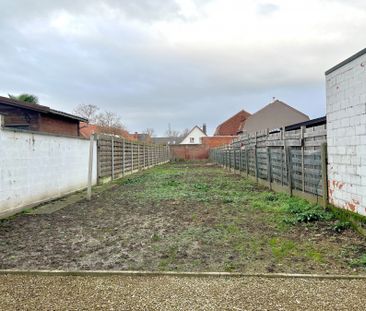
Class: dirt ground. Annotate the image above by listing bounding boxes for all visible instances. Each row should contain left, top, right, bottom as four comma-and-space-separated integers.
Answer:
0, 162, 365, 273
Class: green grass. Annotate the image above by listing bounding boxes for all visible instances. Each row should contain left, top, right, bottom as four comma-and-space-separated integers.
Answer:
109, 162, 365, 272
350, 254, 366, 268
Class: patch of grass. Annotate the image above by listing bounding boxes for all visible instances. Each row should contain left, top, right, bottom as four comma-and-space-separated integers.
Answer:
151, 233, 161, 242
224, 261, 236, 272
305, 249, 324, 263
268, 238, 296, 260
159, 245, 178, 270
350, 254, 366, 268
192, 183, 210, 192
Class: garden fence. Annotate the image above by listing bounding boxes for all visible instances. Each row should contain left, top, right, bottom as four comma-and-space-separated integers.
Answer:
209, 124, 328, 206
97, 134, 170, 183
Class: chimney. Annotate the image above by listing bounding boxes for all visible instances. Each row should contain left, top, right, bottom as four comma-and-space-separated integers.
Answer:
202, 123, 207, 135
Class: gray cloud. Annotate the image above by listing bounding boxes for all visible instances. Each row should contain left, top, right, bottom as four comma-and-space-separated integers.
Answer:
257, 3, 280, 15
0, 0, 365, 135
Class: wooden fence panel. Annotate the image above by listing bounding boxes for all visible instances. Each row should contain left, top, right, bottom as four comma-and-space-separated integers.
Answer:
209, 124, 327, 203
96, 135, 170, 183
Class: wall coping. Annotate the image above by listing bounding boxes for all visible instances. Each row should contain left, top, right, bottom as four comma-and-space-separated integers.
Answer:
325, 48, 366, 75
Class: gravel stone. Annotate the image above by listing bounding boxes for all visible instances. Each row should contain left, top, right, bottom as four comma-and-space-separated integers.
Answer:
1, 274, 366, 310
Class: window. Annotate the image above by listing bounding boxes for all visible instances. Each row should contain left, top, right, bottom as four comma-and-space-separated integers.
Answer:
190, 137, 195, 143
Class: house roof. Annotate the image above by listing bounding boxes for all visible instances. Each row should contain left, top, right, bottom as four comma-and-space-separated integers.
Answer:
0, 95, 88, 122
214, 110, 251, 136
182, 125, 208, 140
285, 116, 326, 131
80, 122, 136, 140
241, 100, 310, 133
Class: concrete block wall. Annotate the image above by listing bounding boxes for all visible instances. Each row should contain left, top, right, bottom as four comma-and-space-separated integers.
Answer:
0, 123, 97, 218
326, 49, 366, 216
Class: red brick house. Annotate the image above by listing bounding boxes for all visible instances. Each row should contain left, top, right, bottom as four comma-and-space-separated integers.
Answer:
0, 96, 87, 137
214, 110, 251, 136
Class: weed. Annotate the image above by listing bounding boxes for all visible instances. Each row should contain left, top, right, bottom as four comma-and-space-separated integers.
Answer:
350, 254, 366, 268
269, 238, 296, 259
332, 221, 351, 233
224, 261, 236, 272
305, 249, 324, 263
151, 233, 161, 242
284, 201, 333, 224
193, 183, 210, 192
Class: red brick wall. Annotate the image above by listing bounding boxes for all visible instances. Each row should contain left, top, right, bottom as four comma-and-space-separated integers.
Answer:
170, 136, 235, 160
170, 145, 210, 160
39, 114, 79, 137
202, 136, 235, 148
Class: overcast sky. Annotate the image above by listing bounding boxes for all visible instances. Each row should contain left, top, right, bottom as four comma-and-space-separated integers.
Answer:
1, 0, 365, 135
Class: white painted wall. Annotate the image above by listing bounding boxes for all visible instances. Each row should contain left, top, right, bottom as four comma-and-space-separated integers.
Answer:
326, 50, 366, 216
180, 127, 207, 144
0, 124, 97, 218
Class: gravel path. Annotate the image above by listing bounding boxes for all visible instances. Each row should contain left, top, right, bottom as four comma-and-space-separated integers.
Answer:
1, 274, 366, 310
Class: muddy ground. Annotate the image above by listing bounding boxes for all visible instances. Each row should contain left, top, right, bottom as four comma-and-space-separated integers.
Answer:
0, 162, 365, 273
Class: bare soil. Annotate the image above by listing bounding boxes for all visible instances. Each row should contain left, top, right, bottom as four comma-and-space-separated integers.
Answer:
0, 162, 365, 273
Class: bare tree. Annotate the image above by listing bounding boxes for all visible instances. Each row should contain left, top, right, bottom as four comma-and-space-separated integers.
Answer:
179, 128, 190, 137
144, 128, 155, 137
165, 123, 180, 137
73, 104, 99, 123
96, 111, 126, 134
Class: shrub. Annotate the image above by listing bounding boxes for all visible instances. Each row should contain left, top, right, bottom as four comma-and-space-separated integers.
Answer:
332, 221, 351, 233
284, 201, 333, 224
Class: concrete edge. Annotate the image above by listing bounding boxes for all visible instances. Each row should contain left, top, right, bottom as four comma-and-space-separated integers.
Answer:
0, 270, 366, 280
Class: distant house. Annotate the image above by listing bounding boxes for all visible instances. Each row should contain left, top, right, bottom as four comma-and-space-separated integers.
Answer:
240, 100, 310, 133
80, 122, 136, 141
214, 110, 251, 136
152, 137, 183, 145
180, 125, 208, 145
0, 95, 87, 137
132, 132, 152, 143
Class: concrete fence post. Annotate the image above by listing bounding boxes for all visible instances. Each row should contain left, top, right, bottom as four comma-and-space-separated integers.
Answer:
87, 135, 94, 201
321, 143, 329, 208
111, 137, 115, 180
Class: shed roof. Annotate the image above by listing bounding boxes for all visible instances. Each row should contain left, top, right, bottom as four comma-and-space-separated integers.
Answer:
0, 95, 88, 122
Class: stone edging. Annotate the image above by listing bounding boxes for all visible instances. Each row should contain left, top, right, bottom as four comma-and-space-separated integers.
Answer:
1, 270, 366, 280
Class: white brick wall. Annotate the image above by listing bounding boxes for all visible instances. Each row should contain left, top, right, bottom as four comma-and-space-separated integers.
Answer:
0, 125, 97, 218
326, 50, 366, 216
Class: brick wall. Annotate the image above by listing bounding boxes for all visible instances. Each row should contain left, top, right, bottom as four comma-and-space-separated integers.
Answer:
170, 145, 210, 160
169, 137, 234, 160
326, 50, 366, 216
202, 136, 235, 148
